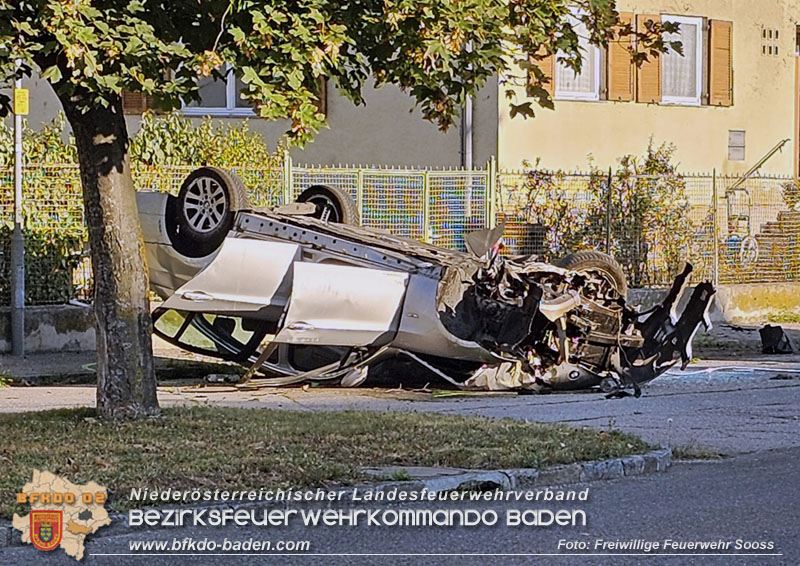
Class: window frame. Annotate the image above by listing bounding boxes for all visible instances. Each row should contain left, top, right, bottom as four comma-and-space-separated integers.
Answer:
660, 14, 704, 106
554, 23, 602, 102
181, 63, 256, 117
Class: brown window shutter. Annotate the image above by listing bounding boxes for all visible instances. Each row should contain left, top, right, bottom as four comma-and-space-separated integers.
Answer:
524, 53, 555, 98
533, 53, 555, 96
121, 91, 154, 115
635, 14, 662, 103
608, 12, 634, 101
709, 20, 733, 106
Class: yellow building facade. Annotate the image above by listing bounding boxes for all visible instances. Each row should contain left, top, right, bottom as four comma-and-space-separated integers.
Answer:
498, 0, 800, 175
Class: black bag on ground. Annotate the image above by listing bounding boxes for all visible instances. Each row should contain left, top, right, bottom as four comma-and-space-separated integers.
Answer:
759, 325, 794, 354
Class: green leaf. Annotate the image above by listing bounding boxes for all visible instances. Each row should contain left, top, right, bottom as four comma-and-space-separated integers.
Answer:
40, 65, 62, 83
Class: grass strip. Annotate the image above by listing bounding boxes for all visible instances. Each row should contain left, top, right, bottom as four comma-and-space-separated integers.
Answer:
0, 406, 649, 517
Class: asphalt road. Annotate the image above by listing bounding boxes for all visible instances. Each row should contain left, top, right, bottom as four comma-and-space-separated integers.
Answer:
3, 447, 797, 565
3, 359, 798, 565
2, 360, 798, 455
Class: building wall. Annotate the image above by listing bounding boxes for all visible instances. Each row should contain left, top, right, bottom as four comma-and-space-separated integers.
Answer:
9, 75, 498, 169
497, 0, 799, 175
231, 79, 498, 168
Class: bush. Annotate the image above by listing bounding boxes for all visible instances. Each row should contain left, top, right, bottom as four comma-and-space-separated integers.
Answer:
129, 111, 283, 170
517, 163, 589, 258
0, 226, 87, 305
519, 143, 692, 287
0, 113, 77, 166
584, 144, 692, 287
1, 111, 284, 170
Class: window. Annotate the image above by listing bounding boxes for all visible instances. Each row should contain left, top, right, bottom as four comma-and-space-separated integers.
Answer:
122, 92, 154, 115
531, 13, 732, 107
555, 20, 602, 101
182, 64, 254, 117
728, 130, 745, 161
661, 15, 703, 105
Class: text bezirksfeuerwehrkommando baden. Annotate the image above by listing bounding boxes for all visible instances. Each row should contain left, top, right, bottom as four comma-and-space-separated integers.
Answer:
129, 507, 586, 528
128, 487, 590, 528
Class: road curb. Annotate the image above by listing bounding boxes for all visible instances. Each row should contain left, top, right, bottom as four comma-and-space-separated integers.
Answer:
418, 448, 671, 492
1, 449, 670, 548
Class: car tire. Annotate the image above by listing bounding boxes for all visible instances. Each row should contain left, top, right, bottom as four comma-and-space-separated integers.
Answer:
173, 167, 249, 257
296, 185, 360, 225
556, 250, 628, 298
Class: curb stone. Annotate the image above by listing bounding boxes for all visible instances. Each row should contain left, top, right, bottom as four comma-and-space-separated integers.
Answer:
1, 449, 671, 547
430, 448, 671, 492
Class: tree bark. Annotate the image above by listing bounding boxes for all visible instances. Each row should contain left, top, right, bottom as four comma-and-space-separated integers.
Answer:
58, 92, 159, 420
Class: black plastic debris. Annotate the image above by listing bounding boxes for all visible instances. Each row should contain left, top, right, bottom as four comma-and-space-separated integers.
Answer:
759, 325, 794, 354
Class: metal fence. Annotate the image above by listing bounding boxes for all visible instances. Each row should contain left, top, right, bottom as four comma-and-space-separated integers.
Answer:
0, 159, 797, 305
289, 165, 491, 249
496, 169, 798, 287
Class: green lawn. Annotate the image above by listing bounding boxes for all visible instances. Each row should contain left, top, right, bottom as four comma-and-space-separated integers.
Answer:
1, 406, 649, 518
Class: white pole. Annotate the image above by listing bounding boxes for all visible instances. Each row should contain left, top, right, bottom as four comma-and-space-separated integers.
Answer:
11, 59, 25, 356
462, 94, 473, 170
462, 41, 474, 217
463, 93, 473, 218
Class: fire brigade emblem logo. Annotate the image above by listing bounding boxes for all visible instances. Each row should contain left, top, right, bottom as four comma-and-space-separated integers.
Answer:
14, 470, 111, 560
30, 510, 63, 551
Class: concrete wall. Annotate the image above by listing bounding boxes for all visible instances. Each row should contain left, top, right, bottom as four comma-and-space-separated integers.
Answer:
0, 305, 95, 353
7, 75, 498, 169
498, 0, 799, 174
629, 283, 800, 324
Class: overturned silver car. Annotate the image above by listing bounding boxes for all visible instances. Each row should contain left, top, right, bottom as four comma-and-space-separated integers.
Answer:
137, 167, 715, 395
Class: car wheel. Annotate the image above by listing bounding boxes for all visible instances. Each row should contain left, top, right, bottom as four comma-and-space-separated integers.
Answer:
556, 250, 628, 298
296, 185, 360, 225
173, 167, 249, 257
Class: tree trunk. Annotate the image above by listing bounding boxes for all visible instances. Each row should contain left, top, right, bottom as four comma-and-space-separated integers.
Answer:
58, 92, 159, 420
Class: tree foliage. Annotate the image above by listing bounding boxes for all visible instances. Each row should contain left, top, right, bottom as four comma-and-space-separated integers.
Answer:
0, 0, 679, 143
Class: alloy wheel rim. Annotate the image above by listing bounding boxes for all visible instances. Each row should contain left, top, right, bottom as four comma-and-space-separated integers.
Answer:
184, 176, 227, 233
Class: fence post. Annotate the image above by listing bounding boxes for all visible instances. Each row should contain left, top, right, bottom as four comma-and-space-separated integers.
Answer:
486, 156, 497, 229
282, 149, 292, 204
11, 62, 25, 356
356, 167, 364, 226
605, 167, 612, 255
422, 170, 432, 243
712, 168, 719, 287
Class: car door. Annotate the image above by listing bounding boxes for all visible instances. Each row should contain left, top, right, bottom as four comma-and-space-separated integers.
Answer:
274, 262, 410, 347
162, 237, 300, 318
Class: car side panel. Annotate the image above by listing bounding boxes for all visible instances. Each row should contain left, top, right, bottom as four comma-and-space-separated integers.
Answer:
392, 273, 499, 363
162, 237, 300, 316
273, 262, 409, 346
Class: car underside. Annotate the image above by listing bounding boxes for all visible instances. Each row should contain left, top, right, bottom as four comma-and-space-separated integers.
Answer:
138, 167, 715, 396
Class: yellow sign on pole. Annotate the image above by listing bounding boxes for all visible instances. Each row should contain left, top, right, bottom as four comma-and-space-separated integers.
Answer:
14, 88, 29, 115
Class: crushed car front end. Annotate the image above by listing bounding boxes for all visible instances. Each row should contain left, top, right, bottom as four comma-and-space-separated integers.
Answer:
431, 253, 714, 395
